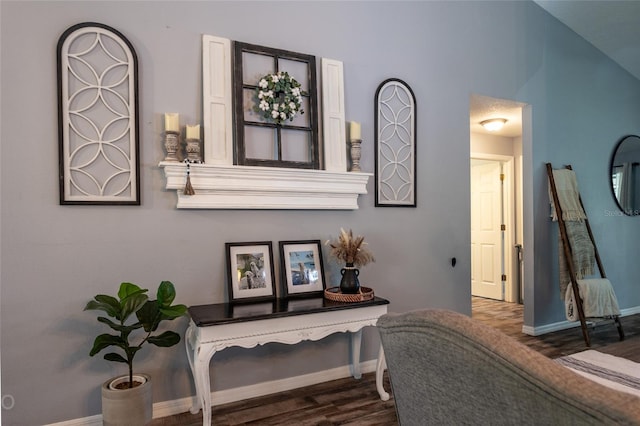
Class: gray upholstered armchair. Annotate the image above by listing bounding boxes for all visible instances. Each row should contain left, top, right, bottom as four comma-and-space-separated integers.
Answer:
377, 309, 640, 425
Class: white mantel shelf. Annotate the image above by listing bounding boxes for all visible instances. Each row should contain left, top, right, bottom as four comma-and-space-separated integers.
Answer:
161, 37, 368, 210
159, 162, 372, 210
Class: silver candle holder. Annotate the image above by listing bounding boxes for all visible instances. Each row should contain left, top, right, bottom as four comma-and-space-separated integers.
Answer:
164, 130, 180, 162
185, 138, 202, 163
350, 139, 362, 172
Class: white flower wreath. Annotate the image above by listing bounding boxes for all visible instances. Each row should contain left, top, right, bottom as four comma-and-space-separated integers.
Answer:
255, 71, 305, 125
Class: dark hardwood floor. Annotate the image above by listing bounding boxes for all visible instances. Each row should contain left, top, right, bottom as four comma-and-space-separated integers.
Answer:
471, 296, 640, 362
151, 298, 640, 425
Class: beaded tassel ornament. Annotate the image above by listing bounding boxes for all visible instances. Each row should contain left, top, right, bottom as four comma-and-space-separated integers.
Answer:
183, 159, 200, 195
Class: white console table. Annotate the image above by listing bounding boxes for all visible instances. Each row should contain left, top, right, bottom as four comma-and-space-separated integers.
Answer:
185, 296, 390, 426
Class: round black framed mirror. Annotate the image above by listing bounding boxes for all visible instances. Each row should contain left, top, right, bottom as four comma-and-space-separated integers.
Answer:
610, 134, 640, 216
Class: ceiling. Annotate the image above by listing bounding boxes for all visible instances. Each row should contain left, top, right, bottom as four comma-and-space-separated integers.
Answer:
535, 0, 640, 82
470, 94, 526, 138
472, 0, 640, 138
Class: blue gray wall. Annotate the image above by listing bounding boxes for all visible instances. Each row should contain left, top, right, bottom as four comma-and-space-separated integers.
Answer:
2, 1, 640, 423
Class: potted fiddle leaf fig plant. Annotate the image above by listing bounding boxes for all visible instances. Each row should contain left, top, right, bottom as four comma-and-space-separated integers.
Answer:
84, 280, 187, 426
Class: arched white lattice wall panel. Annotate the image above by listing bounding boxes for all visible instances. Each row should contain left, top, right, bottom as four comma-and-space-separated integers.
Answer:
374, 79, 416, 207
57, 22, 140, 205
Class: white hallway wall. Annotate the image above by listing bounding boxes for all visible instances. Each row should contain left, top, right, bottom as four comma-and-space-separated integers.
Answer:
2, 1, 640, 424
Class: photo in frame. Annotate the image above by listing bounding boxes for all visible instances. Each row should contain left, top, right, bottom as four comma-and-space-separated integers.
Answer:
225, 241, 276, 303
278, 240, 326, 298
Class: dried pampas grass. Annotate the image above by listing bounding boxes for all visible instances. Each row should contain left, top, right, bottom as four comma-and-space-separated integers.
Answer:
326, 228, 375, 267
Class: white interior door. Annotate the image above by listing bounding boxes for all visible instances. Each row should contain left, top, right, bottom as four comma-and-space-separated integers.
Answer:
471, 160, 504, 300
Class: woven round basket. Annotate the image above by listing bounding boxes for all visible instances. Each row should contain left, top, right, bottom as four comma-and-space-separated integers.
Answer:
324, 286, 374, 303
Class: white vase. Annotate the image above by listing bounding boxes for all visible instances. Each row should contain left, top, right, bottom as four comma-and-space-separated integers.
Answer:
102, 373, 152, 426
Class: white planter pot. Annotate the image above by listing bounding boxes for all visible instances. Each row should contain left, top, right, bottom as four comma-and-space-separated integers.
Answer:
102, 374, 152, 426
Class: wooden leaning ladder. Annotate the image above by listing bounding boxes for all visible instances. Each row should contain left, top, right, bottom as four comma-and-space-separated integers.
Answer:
546, 163, 624, 347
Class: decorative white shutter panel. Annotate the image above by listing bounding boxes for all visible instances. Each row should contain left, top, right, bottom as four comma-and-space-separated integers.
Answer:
321, 58, 347, 172
202, 35, 233, 165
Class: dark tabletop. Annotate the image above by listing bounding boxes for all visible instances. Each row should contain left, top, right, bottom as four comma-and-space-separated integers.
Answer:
188, 296, 390, 327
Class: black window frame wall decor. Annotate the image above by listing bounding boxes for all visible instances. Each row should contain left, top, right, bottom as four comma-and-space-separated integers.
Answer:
233, 42, 319, 170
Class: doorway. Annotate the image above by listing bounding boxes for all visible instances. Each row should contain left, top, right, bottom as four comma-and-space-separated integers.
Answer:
470, 155, 518, 302
470, 94, 526, 321
470, 157, 510, 301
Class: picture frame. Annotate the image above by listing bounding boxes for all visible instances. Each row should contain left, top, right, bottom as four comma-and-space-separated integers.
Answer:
225, 241, 276, 303
278, 240, 326, 298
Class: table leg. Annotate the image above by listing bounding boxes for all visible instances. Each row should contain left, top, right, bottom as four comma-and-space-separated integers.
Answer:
193, 348, 216, 426
185, 324, 217, 426
185, 325, 202, 414
349, 329, 363, 379
375, 345, 390, 401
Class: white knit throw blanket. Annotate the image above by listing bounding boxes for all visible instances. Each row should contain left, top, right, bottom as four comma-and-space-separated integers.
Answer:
549, 169, 587, 221
548, 168, 595, 299
565, 278, 620, 321
559, 221, 595, 300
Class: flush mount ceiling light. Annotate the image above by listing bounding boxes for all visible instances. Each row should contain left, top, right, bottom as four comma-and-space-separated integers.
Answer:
480, 118, 507, 131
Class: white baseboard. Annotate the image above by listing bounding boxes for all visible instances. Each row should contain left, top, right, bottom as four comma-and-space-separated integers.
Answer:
621, 305, 640, 317
522, 305, 640, 336
45, 360, 379, 426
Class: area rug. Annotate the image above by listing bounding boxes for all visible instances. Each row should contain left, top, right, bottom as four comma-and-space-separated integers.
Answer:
556, 350, 640, 397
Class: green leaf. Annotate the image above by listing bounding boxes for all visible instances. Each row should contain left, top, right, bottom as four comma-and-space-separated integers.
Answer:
104, 352, 128, 363
90, 333, 125, 356
95, 294, 119, 306
117, 282, 146, 299
159, 304, 187, 320
120, 293, 148, 322
97, 316, 143, 333
157, 281, 176, 307
85, 295, 120, 319
136, 300, 160, 332
148, 331, 181, 347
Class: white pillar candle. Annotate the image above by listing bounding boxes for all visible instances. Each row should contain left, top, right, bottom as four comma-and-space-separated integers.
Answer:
186, 124, 200, 140
350, 121, 361, 140
164, 113, 179, 132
